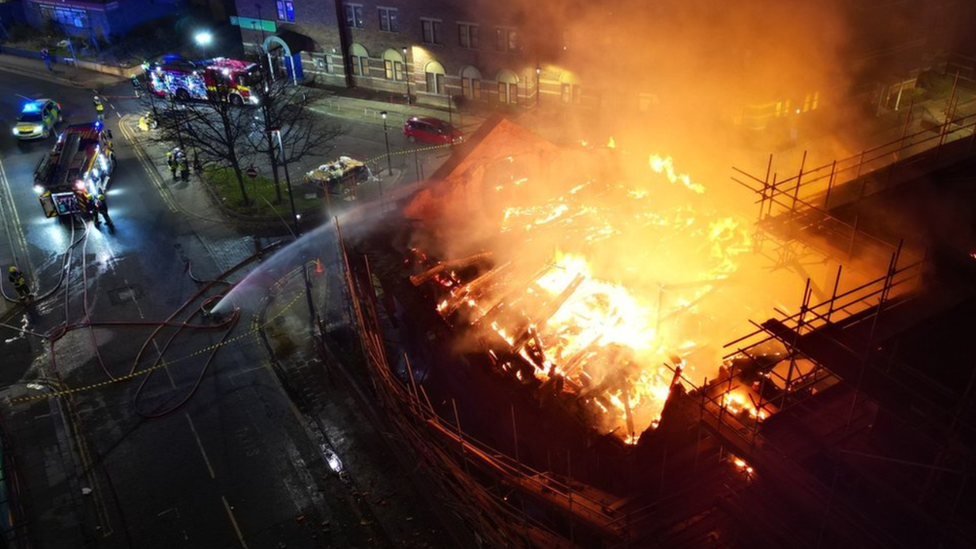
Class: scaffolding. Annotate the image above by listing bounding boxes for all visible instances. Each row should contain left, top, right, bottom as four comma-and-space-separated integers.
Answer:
335, 220, 640, 548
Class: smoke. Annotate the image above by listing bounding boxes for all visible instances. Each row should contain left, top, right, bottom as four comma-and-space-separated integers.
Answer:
397, 1, 968, 439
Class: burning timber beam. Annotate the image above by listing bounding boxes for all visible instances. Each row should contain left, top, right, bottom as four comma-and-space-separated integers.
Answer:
472, 263, 555, 328
409, 252, 494, 286
510, 273, 586, 354
439, 261, 513, 318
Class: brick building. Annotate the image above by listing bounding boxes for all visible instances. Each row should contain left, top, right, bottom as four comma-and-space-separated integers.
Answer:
233, 0, 594, 110
22, 0, 190, 42
233, 0, 971, 123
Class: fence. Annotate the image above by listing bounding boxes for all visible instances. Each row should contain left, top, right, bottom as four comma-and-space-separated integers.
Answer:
333, 218, 645, 548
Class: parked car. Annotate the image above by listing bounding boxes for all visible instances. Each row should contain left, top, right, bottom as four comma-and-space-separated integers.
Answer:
13, 99, 62, 140
303, 156, 372, 197
403, 116, 462, 145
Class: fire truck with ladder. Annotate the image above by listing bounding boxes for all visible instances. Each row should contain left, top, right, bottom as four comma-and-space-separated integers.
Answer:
148, 55, 262, 105
33, 122, 116, 219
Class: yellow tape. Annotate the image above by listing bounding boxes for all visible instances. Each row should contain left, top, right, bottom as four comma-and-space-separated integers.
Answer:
9, 289, 305, 403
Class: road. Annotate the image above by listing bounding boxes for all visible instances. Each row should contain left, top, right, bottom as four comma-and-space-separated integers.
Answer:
0, 69, 455, 548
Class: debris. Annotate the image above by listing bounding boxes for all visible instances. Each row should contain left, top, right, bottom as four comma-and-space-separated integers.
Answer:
81, 487, 92, 496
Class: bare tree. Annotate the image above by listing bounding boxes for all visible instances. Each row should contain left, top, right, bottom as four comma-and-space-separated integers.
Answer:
147, 82, 256, 205
247, 78, 345, 204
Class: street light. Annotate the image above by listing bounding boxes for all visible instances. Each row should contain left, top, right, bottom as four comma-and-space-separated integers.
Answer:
381, 111, 392, 176
535, 65, 541, 107
195, 31, 213, 59
401, 46, 410, 105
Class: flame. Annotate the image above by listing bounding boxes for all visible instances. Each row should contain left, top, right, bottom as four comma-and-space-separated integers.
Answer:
419, 148, 755, 444
650, 154, 706, 194
607, 136, 616, 149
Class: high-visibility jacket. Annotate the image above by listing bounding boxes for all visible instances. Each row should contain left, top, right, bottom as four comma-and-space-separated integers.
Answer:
8, 270, 27, 289
76, 191, 92, 214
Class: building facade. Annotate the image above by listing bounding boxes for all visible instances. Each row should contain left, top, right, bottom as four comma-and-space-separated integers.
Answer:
233, 0, 592, 111
233, 0, 970, 121
23, 0, 188, 42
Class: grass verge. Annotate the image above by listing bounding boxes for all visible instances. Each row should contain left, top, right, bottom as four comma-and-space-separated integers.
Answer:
203, 166, 326, 219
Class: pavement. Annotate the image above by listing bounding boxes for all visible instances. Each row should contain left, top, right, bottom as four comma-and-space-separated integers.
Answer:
0, 55, 469, 547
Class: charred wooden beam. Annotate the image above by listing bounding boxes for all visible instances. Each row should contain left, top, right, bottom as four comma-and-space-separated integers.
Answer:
510, 273, 585, 353
409, 251, 494, 286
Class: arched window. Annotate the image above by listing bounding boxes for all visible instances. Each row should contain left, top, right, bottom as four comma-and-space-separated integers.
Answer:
382, 49, 405, 81
349, 43, 369, 77
496, 69, 518, 105
559, 71, 581, 104
460, 65, 482, 100
425, 60, 446, 95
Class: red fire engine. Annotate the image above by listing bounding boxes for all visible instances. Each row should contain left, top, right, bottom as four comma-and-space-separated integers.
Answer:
33, 122, 115, 218
148, 56, 262, 105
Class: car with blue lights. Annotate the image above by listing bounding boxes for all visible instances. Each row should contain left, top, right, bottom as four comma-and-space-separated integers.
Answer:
13, 99, 63, 140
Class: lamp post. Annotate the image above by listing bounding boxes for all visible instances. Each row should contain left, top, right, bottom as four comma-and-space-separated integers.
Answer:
195, 31, 213, 59
402, 46, 410, 105
272, 129, 300, 238
381, 111, 392, 176
535, 65, 541, 108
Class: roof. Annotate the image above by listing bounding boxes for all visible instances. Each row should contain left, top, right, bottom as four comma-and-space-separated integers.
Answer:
429, 114, 559, 181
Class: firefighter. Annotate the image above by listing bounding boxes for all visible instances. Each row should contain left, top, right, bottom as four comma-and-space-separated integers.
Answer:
8, 266, 33, 301
93, 95, 105, 120
138, 111, 157, 132
178, 154, 189, 181
166, 149, 179, 179
92, 194, 113, 228
75, 190, 93, 222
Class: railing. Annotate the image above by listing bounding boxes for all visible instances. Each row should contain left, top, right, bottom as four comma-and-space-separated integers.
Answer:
733, 107, 976, 220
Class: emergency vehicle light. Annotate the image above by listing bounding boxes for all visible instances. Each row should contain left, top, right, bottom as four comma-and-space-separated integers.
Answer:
74, 180, 86, 191
94, 121, 102, 130
33, 185, 44, 195
22, 102, 40, 113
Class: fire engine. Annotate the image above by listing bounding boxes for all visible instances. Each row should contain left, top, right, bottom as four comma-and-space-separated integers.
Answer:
33, 122, 116, 218
148, 55, 262, 105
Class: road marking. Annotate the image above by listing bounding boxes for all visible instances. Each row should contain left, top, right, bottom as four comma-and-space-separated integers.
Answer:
0, 147, 34, 280
117, 115, 178, 213
186, 413, 215, 479
221, 496, 249, 548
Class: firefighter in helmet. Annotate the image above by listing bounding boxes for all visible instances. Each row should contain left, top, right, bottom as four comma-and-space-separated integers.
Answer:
178, 153, 189, 181
92, 193, 113, 228
166, 148, 180, 179
75, 189, 93, 222
8, 266, 33, 301
93, 95, 105, 120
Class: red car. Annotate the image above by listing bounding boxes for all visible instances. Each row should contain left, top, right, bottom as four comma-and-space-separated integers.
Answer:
403, 116, 462, 145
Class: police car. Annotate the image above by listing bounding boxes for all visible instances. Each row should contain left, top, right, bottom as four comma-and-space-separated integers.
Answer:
13, 99, 63, 140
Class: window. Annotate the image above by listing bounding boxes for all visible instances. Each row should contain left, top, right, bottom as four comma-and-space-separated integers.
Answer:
384, 60, 405, 80
422, 19, 442, 45
378, 7, 399, 32
561, 83, 582, 104
495, 28, 517, 52
424, 61, 446, 94
461, 78, 481, 100
276, 1, 295, 22
460, 66, 482, 100
345, 4, 365, 29
426, 72, 445, 94
352, 56, 367, 76
458, 23, 479, 49
38, 5, 88, 28
498, 82, 517, 104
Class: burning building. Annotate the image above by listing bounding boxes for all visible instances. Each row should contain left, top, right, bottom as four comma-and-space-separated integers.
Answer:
399, 116, 864, 446
333, 107, 976, 547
